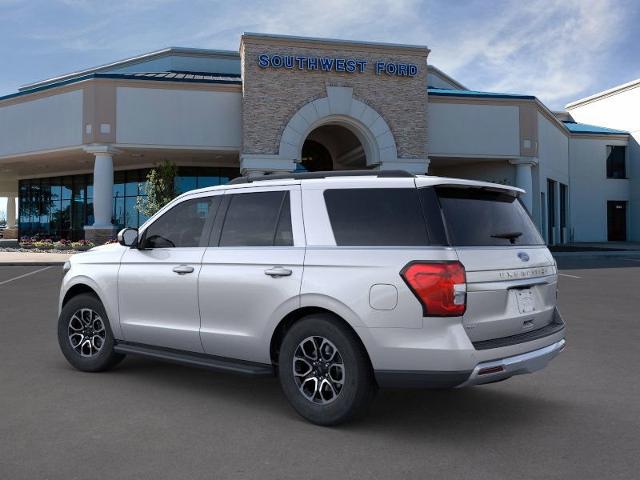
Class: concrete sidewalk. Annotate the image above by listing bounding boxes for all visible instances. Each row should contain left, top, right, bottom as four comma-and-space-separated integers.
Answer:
0, 251, 73, 265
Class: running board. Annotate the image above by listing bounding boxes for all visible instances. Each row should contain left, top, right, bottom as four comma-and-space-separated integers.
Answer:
113, 342, 275, 377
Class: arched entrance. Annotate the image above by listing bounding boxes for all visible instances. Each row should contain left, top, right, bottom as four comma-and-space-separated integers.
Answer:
300, 124, 367, 171
277, 87, 400, 173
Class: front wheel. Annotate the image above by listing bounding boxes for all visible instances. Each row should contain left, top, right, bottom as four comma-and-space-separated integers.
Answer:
57, 293, 125, 372
278, 314, 377, 426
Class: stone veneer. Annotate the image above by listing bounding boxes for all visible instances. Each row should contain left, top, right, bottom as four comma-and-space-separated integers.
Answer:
2, 228, 18, 240
240, 34, 429, 164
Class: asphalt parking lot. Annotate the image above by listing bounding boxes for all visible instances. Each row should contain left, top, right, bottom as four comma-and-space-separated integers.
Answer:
1, 257, 639, 479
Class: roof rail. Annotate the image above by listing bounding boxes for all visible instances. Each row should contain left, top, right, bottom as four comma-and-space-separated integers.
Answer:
228, 170, 415, 185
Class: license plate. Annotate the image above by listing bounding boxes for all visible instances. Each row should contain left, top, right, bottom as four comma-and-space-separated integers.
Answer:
516, 288, 536, 314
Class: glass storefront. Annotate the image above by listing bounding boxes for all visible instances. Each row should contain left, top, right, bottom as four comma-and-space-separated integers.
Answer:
19, 166, 239, 240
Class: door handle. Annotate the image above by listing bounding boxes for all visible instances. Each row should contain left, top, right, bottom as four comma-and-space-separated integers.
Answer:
264, 266, 292, 278
173, 265, 195, 275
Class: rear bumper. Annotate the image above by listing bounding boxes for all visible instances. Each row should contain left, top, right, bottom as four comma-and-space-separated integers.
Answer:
374, 338, 566, 388
456, 338, 566, 387
367, 308, 567, 389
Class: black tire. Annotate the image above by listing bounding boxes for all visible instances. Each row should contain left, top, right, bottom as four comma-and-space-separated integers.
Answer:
278, 314, 377, 426
57, 293, 125, 372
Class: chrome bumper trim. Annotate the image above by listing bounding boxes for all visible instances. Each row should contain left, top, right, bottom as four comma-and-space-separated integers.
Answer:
457, 338, 566, 388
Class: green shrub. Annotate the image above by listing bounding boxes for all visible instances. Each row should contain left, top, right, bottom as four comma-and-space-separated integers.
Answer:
136, 160, 178, 218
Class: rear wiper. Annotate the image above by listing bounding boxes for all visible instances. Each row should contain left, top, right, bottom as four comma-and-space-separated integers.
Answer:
490, 231, 522, 244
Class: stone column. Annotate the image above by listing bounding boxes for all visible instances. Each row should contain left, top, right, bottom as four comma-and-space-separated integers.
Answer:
510, 158, 538, 213
240, 154, 295, 178
379, 158, 430, 175
83, 145, 119, 244
2, 195, 18, 241
6, 196, 16, 229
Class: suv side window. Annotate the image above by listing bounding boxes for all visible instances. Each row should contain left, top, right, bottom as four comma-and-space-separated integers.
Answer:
141, 196, 219, 248
323, 188, 429, 246
218, 191, 293, 247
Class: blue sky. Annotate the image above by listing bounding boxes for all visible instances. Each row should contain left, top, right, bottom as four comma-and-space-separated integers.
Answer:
1, 0, 639, 108
1, 0, 640, 216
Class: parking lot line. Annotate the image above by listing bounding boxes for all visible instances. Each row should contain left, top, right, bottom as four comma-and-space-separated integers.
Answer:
0, 266, 52, 286
558, 273, 581, 279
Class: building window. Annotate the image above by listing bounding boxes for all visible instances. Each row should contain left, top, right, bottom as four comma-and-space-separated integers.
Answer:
19, 175, 92, 241
606, 146, 626, 179
113, 169, 150, 231
18, 166, 239, 241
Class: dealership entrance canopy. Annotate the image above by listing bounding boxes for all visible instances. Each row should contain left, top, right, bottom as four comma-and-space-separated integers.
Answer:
0, 33, 636, 243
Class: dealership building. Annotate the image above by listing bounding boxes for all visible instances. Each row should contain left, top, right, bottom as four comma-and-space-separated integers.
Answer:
0, 33, 636, 243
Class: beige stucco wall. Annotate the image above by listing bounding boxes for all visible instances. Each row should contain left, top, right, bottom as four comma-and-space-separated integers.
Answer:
0, 89, 83, 157
427, 102, 520, 157
116, 86, 242, 148
240, 35, 429, 161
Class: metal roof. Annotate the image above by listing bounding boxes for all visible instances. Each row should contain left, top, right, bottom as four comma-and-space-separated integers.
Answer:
0, 71, 241, 103
119, 71, 241, 82
428, 87, 535, 100
562, 121, 628, 135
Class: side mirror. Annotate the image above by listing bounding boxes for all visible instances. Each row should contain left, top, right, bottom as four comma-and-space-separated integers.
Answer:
117, 228, 138, 247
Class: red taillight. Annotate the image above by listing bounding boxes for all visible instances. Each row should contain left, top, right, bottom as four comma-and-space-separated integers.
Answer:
400, 261, 466, 316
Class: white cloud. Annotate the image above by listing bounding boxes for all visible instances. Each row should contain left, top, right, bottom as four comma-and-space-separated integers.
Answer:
189, 0, 427, 47
426, 0, 630, 107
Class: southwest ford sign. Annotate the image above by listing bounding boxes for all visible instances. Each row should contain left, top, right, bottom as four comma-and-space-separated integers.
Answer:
257, 54, 418, 77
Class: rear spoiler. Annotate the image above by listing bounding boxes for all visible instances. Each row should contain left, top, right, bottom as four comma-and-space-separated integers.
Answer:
414, 176, 524, 195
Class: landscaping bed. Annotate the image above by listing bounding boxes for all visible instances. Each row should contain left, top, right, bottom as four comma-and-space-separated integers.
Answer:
0, 238, 115, 254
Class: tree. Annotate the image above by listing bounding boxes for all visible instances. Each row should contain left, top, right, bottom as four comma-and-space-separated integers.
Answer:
136, 160, 178, 218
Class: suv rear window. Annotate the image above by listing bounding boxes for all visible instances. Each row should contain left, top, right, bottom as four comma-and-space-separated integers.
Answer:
434, 186, 544, 246
324, 188, 429, 246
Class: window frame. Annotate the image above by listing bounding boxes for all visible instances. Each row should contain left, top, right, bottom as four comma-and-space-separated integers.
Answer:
209, 185, 304, 248
606, 145, 627, 179
137, 191, 223, 249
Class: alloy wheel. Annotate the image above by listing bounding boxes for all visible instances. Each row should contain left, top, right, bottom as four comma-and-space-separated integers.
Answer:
68, 308, 106, 357
292, 336, 345, 404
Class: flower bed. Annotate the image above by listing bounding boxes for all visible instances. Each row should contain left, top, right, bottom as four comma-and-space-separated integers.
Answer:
0, 237, 105, 254
19, 238, 97, 251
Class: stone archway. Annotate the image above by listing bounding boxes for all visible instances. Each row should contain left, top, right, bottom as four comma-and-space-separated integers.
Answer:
278, 86, 398, 169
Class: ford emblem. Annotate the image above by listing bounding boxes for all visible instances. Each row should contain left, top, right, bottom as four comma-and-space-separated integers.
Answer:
517, 252, 530, 262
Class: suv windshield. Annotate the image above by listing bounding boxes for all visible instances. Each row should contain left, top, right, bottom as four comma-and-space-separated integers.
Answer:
433, 186, 545, 247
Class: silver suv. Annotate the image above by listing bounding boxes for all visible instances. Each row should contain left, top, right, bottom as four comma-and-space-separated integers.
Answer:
58, 170, 565, 425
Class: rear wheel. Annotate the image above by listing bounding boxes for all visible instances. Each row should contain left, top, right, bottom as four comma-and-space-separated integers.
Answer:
57, 293, 124, 372
278, 314, 376, 425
